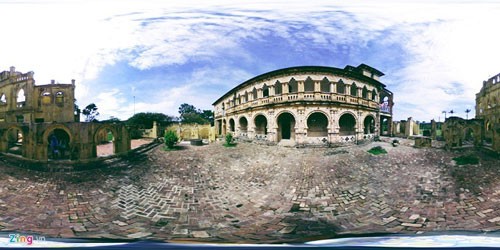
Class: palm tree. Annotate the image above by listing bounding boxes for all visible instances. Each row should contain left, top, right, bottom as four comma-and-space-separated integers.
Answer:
465, 109, 471, 119
449, 110, 454, 116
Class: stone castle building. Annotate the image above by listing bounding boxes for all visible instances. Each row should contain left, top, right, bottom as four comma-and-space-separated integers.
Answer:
213, 64, 394, 145
0, 67, 130, 162
476, 72, 500, 148
443, 72, 500, 153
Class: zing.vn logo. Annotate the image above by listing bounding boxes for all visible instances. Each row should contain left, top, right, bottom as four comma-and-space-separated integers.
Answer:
8, 234, 45, 245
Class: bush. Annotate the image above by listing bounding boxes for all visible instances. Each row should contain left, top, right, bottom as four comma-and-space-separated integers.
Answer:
368, 146, 387, 155
453, 154, 479, 165
164, 130, 178, 149
224, 133, 236, 147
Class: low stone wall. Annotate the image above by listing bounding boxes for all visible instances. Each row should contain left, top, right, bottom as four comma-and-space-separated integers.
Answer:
165, 124, 215, 142
414, 136, 432, 148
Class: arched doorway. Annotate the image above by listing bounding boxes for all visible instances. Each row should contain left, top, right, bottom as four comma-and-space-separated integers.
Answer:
339, 113, 356, 135
239, 117, 248, 133
47, 128, 71, 160
229, 118, 235, 132
464, 128, 474, 145
95, 126, 117, 157
254, 115, 267, 135
5, 127, 23, 155
307, 112, 328, 137
363, 116, 375, 134
222, 119, 227, 135
277, 112, 295, 141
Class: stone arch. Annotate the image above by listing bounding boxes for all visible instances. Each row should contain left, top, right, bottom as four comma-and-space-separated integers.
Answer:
41, 91, 52, 105
239, 116, 248, 133
262, 84, 269, 97
337, 79, 345, 94
252, 87, 258, 100
363, 115, 376, 134
306, 111, 329, 137
320, 77, 330, 92
94, 124, 119, 157
44, 124, 73, 160
362, 86, 368, 99
304, 76, 314, 92
276, 111, 296, 141
229, 118, 235, 132
289, 78, 298, 93
372, 89, 377, 101
350, 83, 358, 96
464, 127, 474, 145
275, 80, 282, 95
254, 113, 268, 135
3, 125, 25, 155
338, 112, 357, 135
222, 119, 227, 135
0, 93, 6, 103
17, 88, 26, 107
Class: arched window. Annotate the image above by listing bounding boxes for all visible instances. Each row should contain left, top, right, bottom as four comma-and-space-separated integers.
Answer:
307, 112, 328, 137
289, 78, 298, 93
252, 87, 258, 100
320, 77, 330, 92
262, 84, 269, 97
337, 80, 345, 94
254, 115, 268, 135
304, 76, 314, 92
243, 91, 248, 103
339, 113, 356, 135
41, 92, 51, 105
362, 86, 368, 99
56, 91, 64, 104
229, 118, 235, 132
0, 93, 6, 104
351, 83, 358, 96
371, 89, 377, 101
275, 80, 282, 95
239, 117, 248, 133
17, 89, 26, 108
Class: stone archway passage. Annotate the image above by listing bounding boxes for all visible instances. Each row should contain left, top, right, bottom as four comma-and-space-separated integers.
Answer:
95, 127, 116, 157
254, 115, 267, 135
47, 128, 71, 160
5, 127, 23, 155
277, 112, 295, 140
239, 117, 248, 133
229, 118, 235, 132
364, 116, 375, 134
307, 112, 328, 137
339, 113, 356, 136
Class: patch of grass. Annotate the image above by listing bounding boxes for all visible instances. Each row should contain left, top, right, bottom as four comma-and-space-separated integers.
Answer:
223, 143, 237, 147
163, 145, 183, 151
453, 154, 479, 165
367, 146, 387, 155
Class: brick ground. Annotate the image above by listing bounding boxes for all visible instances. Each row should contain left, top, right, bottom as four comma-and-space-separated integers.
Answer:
0, 138, 498, 243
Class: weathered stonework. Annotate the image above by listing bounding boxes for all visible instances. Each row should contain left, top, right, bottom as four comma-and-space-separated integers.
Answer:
475, 73, 500, 152
442, 117, 483, 149
0, 67, 131, 162
212, 64, 394, 146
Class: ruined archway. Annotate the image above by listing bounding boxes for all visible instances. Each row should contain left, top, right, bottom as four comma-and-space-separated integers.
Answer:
307, 112, 328, 137
94, 126, 117, 157
339, 113, 356, 135
239, 116, 248, 133
464, 127, 474, 145
277, 112, 296, 141
254, 114, 267, 135
229, 118, 235, 132
4, 126, 24, 155
363, 115, 375, 134
47, 128, 71, 160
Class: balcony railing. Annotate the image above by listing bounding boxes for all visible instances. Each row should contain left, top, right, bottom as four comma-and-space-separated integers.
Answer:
216, 93, 384, 117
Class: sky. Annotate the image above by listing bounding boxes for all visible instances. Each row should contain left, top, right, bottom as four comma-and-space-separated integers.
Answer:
1, 0, 499, 122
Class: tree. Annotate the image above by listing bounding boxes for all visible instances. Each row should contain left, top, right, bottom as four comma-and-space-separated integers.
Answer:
178, 103, 213, 124
82, 103, 99, 122
465, 109, 471, 120
126, 112, 175, 128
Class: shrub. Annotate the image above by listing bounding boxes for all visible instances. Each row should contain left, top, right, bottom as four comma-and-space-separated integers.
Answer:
164, 130, 178, 149
224, 133, 236, 147
368, 146, 387, 155
453, 154, 479, 165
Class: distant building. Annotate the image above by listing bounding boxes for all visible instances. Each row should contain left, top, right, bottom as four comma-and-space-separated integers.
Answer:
442, 72, 499, 153
0, 66, 78, 123
476, 73, 500, 147
212, 64, 394, 146
0, 67, 130, 164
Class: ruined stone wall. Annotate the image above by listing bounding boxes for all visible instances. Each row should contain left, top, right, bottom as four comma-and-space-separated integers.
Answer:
0, 122, 131, 161
165, 124, 212, 141
442, 117, 483, 149
0, 67, 77, 123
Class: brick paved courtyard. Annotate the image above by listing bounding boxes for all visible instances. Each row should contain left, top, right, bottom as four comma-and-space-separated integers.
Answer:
0, 138, 498, 243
